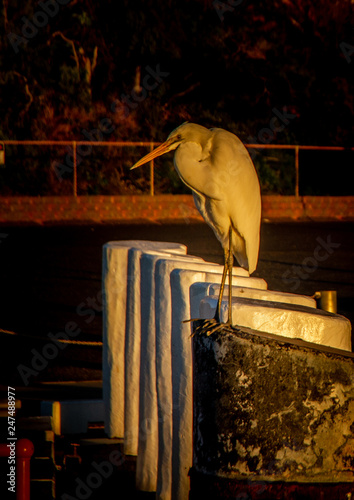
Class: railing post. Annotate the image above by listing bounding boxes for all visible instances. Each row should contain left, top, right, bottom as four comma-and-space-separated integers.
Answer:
295, 145, 299, 197
149, 142, 154, 196
73, 141, 77, 197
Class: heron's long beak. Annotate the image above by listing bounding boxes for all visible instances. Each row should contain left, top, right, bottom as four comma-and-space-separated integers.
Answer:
130, 140, 173, 170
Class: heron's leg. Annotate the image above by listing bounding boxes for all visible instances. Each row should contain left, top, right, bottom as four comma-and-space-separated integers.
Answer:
191, 227, 233, 336
227, 226, 234, 325
184, 251, 226, 327
214, 247, 228, 323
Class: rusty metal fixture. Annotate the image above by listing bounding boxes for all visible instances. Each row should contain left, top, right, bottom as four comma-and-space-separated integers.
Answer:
63, 442, 82, 469
314, 290, 337, 313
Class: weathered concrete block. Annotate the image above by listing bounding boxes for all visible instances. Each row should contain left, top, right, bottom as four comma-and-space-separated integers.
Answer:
193, 325, 354, 486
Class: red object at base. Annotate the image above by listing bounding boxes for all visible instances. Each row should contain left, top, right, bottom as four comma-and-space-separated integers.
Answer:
0, 439, 34, 500
16, 439, 34, 500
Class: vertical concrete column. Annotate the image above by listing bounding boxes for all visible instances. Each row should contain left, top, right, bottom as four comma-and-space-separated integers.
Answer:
136, 253, 205, 492
124, 247, 144, 456
102, 241, 132, 439
102, 241, 186, 439
124, 247, 185, 456
170, 270, 222, 500
155, 261, 222, 500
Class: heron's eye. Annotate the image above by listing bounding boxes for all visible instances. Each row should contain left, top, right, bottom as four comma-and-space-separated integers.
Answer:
176, 134, 182, 140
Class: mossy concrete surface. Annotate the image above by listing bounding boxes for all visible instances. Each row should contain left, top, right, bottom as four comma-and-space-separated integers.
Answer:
193, 324, 354, 485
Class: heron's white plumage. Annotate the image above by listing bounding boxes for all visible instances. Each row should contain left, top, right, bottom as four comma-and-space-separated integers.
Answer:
171, 124, 261, 273
131, 122, 261, 274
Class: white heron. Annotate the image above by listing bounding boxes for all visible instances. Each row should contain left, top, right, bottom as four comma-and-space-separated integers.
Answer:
131, 122, 261, 329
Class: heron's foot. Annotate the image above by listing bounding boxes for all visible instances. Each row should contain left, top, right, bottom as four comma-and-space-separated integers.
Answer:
182, 317, 203, 324
183, 317, 212, 333
191, 318, 231, 337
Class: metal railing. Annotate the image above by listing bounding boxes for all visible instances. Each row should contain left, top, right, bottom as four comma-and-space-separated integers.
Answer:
1, 140, 354, 197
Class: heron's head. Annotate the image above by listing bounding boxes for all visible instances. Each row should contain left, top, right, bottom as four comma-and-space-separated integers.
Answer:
130, 122, 208, 170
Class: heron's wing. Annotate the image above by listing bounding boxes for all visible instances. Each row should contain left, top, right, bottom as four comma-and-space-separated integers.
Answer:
209, 129, 262, 273
175, 129, 261, 273
230, 191, 261, 274
173, 142, 223, 200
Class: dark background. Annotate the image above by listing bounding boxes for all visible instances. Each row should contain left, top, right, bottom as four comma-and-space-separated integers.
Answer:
1, 220, 353, 386
1, 1, 354, 196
